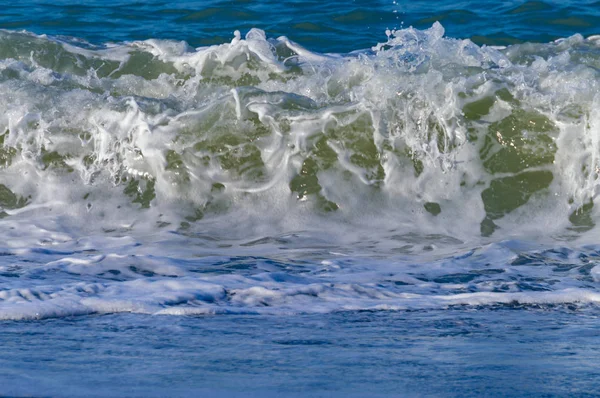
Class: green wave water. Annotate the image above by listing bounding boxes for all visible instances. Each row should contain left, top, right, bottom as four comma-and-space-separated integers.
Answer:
1, 24, 600, 243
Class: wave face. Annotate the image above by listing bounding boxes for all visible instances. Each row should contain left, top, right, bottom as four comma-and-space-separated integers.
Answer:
2, 25, 600, 320
1, 24, 600, 241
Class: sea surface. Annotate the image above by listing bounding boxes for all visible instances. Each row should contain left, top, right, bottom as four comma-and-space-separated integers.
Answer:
2, 1, 600, 396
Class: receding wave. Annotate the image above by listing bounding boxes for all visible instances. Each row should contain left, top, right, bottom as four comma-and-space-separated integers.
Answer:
1, 240, 600, 320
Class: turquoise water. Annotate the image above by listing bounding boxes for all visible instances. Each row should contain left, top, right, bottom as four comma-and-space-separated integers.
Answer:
2, 1, 600, 396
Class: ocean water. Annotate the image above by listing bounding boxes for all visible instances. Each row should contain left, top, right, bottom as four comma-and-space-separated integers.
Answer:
2, 0, 600, 396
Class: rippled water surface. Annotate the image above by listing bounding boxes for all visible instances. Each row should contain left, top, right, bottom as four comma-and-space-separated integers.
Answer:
2, 0, 600, 396
3, 309, 600, 397
2, 0, 600, 51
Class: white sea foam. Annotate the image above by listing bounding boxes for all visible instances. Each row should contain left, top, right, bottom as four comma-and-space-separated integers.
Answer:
0, 234, 599, 320
0, 25, 596, 238
1, 25, 600, 319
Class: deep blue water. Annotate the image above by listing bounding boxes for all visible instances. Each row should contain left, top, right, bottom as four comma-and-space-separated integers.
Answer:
2, 0, 600, 51
2, 1, 600, 396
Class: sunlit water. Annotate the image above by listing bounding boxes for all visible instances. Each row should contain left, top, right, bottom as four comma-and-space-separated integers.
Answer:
2, 1, 600, 396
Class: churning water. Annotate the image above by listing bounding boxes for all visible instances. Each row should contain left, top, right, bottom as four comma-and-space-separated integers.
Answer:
2, 1, 600, 396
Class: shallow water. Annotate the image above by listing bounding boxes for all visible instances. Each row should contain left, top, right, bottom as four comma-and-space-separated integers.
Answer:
3, 309, 600, 397
2, 0, 600, 396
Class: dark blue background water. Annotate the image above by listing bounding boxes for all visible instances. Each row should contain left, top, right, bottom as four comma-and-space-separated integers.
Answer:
2, 0, 600, 52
